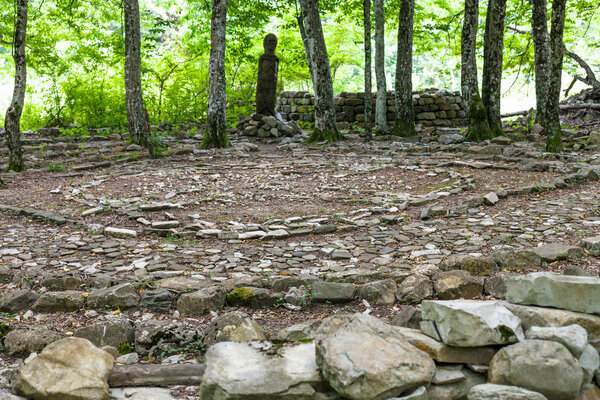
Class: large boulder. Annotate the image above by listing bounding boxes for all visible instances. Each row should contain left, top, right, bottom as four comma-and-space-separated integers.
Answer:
315, 313, 435, 400
505, 302, 600, 343
4, 326, 65, 356
176, 286, 227, 315
468, 384, 548, 400
506, 272, 600, 314
198, 342, 329, 399
421, 300, 524, 347
488, 339, 584, 400
434, 270, 484, 300
17, 337, 114, 400
87, 283, 139, 310
525, 324, 588, 358
490, 249, 541, 271
203, 311, 266, 347
135, 320, 202, 357
428, 368, 486, 400
531, 243, 584, 262
32, 291, 86, 313
439, 255, 498, 276
74, 318, 135, 349
357, 279, 397, 304
396, 274, 433, 303
581, 235, 600, 256
0, 290, 39, 313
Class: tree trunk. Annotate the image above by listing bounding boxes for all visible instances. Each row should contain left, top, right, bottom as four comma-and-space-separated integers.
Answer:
5, 0, 27, 172
299, 0, 343, 143
296, 3, 315, 88
202, 0, 229, 148
374, 0, 386, 134
530, 0, 551, 129
363, 0, 373, 139
392, 0, 415, 136
462, 0, 493, 141
545, 0, 567, 152
124, 0, 152, 154
481, 0, 506, 136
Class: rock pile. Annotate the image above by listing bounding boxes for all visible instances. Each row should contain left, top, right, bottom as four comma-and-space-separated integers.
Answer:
277, 89, 467, 129
236, 113, 304, 139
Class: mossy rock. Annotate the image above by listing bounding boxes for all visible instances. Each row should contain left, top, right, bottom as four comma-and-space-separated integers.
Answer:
226, 288, 256, 307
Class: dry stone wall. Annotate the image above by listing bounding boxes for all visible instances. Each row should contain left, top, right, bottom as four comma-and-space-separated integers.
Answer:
277, 88, 467, 128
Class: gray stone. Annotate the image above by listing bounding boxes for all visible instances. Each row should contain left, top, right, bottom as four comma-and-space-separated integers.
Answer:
17, 337, 114, 400
115, 352, 138, 365
276, 319, 323, 342
468, 384, 548, 400
505, 302, 600, 343
331, 249, 352, 260
32, 291, 86, 312
421, 300, 524, 347
387, 386, 428, 400
434, 270, 484, 300
563, 265, 593, 277
140, 289, 174, 313
88, 283, 140, 310
483, 192, 499, 205
74, 318, 135, 349
204, 311, 266, 347
5, 326, 65, 356
488, 340, 583, 400
0, 290, 40, 313
315, 313, 435, 400
525, 324, 588, 358
582, 236, 600, 256
284, 286, 308, 306
428, 368, 486, 400
396, 327, 497, 365
532, 244, 585, 262
135, 320, 202, 357
396, 273, 433, 303
198, 342, 323, 400
311, 281, 356, 302
432, 365, 465, 384
390, 306, 419, 327
357, 279, 397, 304
225, 287, 280, 308
491, 249, 541, 271
176, 286, 226, 314
579, 344, 600, 384
439, 133, 464, 144
104, 227, 137, 238
506, 272, 600, 314
110, 387, 176, 400
440, 255, 498, 276
108, 363, 205, 387
484, 274, 508, 299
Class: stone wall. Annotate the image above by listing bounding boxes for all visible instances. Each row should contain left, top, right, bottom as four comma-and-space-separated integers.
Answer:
277, 89, 467, 128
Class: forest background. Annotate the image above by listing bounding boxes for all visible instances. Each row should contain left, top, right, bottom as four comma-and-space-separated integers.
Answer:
0, 0, 598, 132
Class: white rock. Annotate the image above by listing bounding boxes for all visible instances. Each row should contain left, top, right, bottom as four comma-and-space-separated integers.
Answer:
105, 227, 137, 238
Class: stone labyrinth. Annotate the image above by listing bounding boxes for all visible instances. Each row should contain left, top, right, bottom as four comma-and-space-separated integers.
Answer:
1, 127, 600, 399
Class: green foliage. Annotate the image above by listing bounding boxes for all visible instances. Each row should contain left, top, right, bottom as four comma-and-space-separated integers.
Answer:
117, 342, 133, 355
47, 162, 66, 172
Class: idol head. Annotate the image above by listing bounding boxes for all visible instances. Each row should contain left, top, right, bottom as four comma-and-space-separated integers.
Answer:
263, 33, 278, 55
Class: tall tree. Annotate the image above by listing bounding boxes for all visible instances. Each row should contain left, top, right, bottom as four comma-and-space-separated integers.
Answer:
296, 1, 315, 88
481, 0, 507, 136
299, 0, 343, 142
531, 0, 567, 152
124, 0, 153, 154
202, 0, 229, 148
374, 0, 386, 134
4, 0, 27, 172
462, 0, 493, 141
392, 0, 415, 136
546, 0, 567, 152
363, 0, 373, 139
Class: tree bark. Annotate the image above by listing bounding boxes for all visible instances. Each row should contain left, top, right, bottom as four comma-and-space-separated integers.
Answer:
461, 0, 493, 141
5, 0, 27, 172
374, 0, 386, 134
545, 0, 566, 152
530, 0, 551, 129
392, 0, 415, 136
363, 0, 373, 139
124, 0, 153, 154
296, 3, 315, 88
299, 0, 343, 142
481, 0, 506, 136
202, 0, 229, 148
563, 47, 600, 90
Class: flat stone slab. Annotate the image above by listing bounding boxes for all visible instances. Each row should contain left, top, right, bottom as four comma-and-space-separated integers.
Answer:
581, 235, 600, 256
506, 272, 600, 314
468, 384, 548, 400
421, 300, 524, 347
531, 243, 584, 262
110, 387, 177, 400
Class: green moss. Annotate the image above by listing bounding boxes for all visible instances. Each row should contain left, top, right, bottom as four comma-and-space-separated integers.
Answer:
117, 342, 132, 355
304, 127, 345, 144
465, 94, 494, 142
391, 118, 416, 137
227, 287, 255, 307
